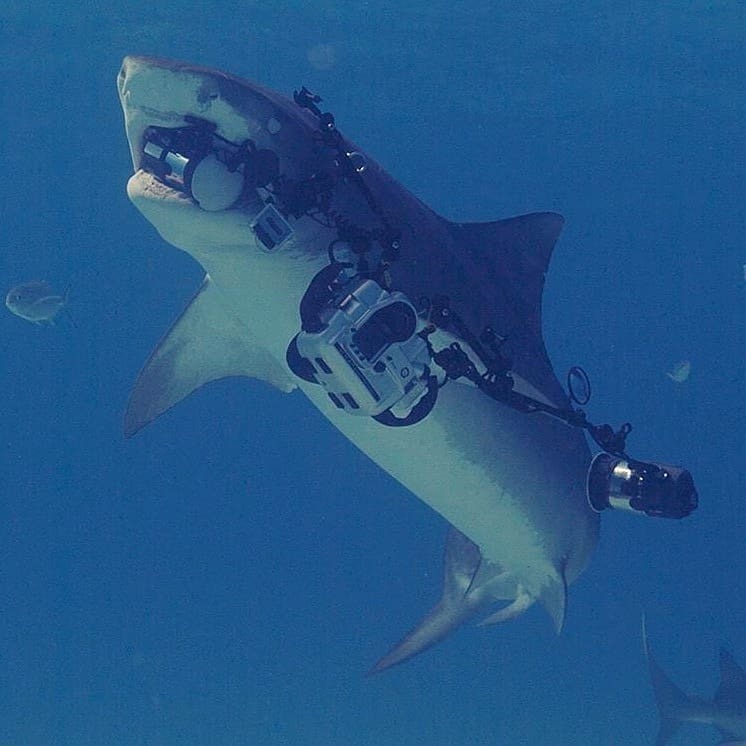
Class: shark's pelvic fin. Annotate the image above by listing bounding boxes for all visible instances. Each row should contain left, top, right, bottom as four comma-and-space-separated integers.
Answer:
478, 588, 534, 626
370, 528, 534, 674
539, 565, 568, 634
369, 527, 488, 675
124, 274, 295, 436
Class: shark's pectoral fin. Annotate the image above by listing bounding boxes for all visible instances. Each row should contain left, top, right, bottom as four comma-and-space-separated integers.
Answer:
124, 274, 295, 437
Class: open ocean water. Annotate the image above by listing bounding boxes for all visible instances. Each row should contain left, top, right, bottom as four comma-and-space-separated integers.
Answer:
1, 2, 744, 744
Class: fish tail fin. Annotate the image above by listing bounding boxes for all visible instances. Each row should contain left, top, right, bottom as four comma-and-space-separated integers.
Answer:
643, 615, 692, 745
60, 285, 78, 328
63, 308, 78, 329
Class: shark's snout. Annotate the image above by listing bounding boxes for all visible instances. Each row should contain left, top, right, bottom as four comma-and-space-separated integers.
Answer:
117, 55, 303, 187
118, 56, 310, 256
117, 56, 177, 115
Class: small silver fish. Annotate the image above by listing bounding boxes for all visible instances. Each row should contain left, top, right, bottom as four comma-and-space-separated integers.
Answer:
5, 281, 69, 325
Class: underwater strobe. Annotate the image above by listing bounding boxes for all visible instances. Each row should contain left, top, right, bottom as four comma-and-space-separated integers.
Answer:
586, 453, 698, 519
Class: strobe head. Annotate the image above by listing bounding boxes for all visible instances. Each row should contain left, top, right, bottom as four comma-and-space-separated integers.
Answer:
587, 453, 698, 519
140, 120, 278, 213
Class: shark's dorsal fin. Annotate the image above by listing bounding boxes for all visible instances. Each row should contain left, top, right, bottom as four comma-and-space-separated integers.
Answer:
714, 648, 746, 743
715, 648, 746, 707
124, 274, 295, 436
450, 211, 563, 279
447, 212, 567, 403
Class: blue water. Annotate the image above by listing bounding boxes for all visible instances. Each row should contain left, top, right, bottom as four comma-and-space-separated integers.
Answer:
1, 2, 744, 744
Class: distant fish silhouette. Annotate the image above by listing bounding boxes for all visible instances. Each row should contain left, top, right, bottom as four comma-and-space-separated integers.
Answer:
5, 281, 68, 325
644, 616, 746, 744
665, 360, 691, 383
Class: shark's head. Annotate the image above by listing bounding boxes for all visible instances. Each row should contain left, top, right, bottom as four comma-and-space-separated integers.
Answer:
117, 55, 333, 258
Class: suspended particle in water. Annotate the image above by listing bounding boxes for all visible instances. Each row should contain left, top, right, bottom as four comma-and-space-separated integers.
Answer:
307, 44, 336, 71
666, 360, 691, 383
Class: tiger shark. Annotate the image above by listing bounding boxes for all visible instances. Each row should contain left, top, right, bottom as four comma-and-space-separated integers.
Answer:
117, 55, 600, 671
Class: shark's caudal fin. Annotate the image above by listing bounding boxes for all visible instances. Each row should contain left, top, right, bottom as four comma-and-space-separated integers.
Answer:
714, 648, 746, 744
124, 274, 295, 436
